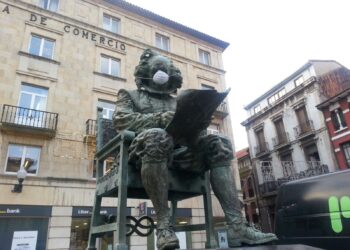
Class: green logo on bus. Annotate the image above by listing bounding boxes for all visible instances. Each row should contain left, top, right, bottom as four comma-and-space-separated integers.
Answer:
328, 196, 350, 233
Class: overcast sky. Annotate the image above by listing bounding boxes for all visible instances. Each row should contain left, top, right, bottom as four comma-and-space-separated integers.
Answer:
127, 0, 350, 150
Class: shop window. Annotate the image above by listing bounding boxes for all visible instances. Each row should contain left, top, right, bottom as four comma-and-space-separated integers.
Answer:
97, 100, 115, 120
331, 108, 347, 131
0, 218, 49, 250
5, 144, 41, 175
199, 49, 210, 65
100, 55, 120, 77
103, 14, 120, 34
29, 34, 55, 59
155, 33, 170, 51
39, 0, 59, 12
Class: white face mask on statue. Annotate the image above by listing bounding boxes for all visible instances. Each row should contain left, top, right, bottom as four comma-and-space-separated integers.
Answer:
153, 70, 169, 85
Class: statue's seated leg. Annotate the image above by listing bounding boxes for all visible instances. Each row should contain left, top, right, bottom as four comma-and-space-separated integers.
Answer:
130, 128, 179, 250
198, 134, 277, 247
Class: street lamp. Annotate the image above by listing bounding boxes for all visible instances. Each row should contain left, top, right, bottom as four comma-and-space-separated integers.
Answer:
12, 168, 27, 193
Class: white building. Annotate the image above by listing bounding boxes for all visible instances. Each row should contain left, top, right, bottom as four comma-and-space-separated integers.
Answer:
241, 60, 341, 232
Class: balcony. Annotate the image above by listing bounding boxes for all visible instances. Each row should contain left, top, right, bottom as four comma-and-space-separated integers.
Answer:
0, 104, 58, 137
293, 119, 315, 139
254, 142, 270, 158
272, 132, 290, 148
258, 160, 329, 195
214, 101, 229, 118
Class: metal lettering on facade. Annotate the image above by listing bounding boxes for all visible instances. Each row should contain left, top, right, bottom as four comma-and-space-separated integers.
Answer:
27, 12, 127, 52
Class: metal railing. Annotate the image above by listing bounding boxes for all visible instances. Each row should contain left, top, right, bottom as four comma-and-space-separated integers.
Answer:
293, 119, 314, 137
1, 104, 58, 131
258, 160, 329, 195
86, 119, 96, 136
272, 132, 290, 147
254, 142, 270, 156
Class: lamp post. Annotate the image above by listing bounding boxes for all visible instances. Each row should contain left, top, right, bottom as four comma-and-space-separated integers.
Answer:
12, 168, 27, 193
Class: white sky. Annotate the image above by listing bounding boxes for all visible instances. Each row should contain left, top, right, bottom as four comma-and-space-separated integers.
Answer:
127, 0, 350, 150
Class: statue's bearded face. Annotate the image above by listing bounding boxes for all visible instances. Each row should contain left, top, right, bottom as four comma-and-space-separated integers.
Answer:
134, 49, 183, 94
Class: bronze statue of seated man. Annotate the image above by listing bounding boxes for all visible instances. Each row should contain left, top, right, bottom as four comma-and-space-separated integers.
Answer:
113, 49, 277, 249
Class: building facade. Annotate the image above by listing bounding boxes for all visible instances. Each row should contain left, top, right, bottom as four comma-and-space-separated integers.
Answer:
236, 148, 260, 229
0, 0, 236, 249
317, 67, 350, 170
241, 60, 342, 232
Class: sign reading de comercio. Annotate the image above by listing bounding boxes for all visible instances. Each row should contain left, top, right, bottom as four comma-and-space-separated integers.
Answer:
1, 4, 126, 52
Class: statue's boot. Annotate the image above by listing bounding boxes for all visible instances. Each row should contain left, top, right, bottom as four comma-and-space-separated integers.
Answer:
141, 160, 179, 250
156, 217, 179, 250
226, 216, 277, 247
210, 166, 277, 247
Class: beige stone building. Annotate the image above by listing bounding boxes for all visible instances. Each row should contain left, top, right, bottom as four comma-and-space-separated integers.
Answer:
0, 0, 236, 249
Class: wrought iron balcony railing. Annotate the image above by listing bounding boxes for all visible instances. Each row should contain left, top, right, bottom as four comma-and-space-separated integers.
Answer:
258, 160, 329, 195
293, 119, 315, 138
272, 132, 290, 147
86, 119, 96, 136
1, 104, 58, 132
254, 142, 270, 156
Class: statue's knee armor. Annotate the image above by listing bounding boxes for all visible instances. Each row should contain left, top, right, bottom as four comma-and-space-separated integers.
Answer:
198, 134, 234, 169
129, 128, 174, 163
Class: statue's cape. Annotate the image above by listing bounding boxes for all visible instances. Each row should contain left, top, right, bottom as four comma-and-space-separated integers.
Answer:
166, 89, 230, 145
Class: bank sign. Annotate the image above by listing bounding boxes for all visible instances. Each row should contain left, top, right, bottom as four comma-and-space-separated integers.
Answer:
1, 4, 127, 52
0, 205, 51, 217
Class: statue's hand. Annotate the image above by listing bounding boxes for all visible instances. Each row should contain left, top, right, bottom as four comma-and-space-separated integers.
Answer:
160, 111, 175, 127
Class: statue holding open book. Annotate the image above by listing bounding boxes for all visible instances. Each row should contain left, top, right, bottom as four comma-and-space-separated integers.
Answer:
113, 49, 277, 249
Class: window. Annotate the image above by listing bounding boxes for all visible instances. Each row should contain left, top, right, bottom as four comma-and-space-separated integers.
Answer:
255, 129, 267, 154
17, 84, 48, 127
341, 142, 350, 168
295, 75, 304, 86
39, 0, 59, 12
155, 33, 170, 51
100, 55, 120, 77
103, 14, 120, 34
199, 49, 210, 65
5, 144, 41, 175
268, 88, 286, 105
207, 124, 220, 135
29, 34, 55, 59
201, 84, 215, 90
274, 119, 287, 145
92, 157, 115, 179
253, 105, 261, 114
295, 106, 311, 134
97, 100, 115, 120
19, 84, 48, 111
331, 108, 347, 131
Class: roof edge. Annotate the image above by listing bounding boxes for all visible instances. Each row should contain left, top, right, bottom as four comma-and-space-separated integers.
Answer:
244, 61, 313, 110
104, 0, 230, 50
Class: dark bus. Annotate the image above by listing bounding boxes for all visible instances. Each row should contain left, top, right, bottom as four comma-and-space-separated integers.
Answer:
275, 169, 350, 250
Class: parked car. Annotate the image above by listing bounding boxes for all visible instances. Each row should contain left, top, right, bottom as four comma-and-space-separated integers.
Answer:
275, 169, 350, 250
